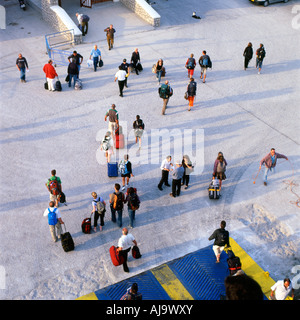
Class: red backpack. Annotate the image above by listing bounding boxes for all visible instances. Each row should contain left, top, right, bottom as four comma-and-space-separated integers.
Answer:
48, 178, 59, 195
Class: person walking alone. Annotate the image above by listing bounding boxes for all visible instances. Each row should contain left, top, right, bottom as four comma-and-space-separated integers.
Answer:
158, 80, 173, 115
208, 220, 230, 263
131, 48, 141, 75
259, 148, 288, 186
89, 45, 101, 72
16, 53, 28, 83
104, 24, 116, 50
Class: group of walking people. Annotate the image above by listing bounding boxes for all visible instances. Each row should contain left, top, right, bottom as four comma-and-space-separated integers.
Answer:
35, 25, 294, 299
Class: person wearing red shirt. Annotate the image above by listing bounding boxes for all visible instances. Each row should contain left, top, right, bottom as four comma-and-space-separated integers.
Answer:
43, 59, 58, 91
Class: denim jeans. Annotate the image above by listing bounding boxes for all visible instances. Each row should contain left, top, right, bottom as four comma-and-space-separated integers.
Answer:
20, 67, 26, 80
93, 57, 99, 71
68, 74, 78, 87
156, 70, 162, 84
110, 204, 123, 227
128, 208, 135, 228
264, 167, 275, 182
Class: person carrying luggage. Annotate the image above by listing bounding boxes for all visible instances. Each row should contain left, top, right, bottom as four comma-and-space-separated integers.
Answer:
43, 201, 64, 242
208, 220, 230, 263
212, 152, 227, 191
117, 227, 138, 273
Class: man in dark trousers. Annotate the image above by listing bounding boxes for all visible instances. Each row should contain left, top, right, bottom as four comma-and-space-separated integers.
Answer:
68, 50, 83, 77
187, 77, 197, 111
131, 48, 141, 75
67, 61, 79, 88
119, 59, 130, 88
117, 227, 137, 272
170, 160, 184, 198
104, 24, 116, 50
114, 66, 127, 97
158, 156, 172, 190
16, 53, 28, 83
208, 220, 230, 263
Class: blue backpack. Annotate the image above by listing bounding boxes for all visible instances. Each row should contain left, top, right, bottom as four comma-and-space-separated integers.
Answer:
48, 208, 58, 225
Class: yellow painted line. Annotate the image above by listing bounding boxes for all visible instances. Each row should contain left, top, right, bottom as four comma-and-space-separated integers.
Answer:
76, 292, 98, 300
151, 264, 194, 300
229, 237, 292, 300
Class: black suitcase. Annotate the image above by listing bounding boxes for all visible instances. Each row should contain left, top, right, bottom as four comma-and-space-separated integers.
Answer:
55, 79, 62, 91
59, 192, 67, 205
61, 224, 74, 252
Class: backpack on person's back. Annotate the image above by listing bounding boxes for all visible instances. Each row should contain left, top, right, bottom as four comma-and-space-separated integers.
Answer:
113, 192, 124, 210
48, 178, 60, 195
128, 190, 140, 211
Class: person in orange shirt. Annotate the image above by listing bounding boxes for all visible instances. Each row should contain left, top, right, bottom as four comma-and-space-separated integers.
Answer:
43, 59, 58, 91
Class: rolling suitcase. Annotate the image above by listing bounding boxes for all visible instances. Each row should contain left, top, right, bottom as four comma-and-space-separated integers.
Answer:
115, 134, 124, 149
61, 224, 74, 252
208, 180, 220, 199
108, 162, 118, 177
82, 213, 92, 234
109, 246, 125, 266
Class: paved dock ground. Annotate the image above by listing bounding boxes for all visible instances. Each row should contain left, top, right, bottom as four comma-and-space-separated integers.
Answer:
0, 0, 299, 300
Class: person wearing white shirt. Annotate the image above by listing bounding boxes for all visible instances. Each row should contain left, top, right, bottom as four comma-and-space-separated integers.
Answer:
270, 278, 294, 300
117, 227, 137, 273
43, 201, 64, 242
114, 66, 127, 97
158, 155, 172, 190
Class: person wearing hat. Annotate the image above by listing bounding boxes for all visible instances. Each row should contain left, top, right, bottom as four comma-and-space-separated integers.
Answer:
170, 160, 185, 198
119, 58, 130, 88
